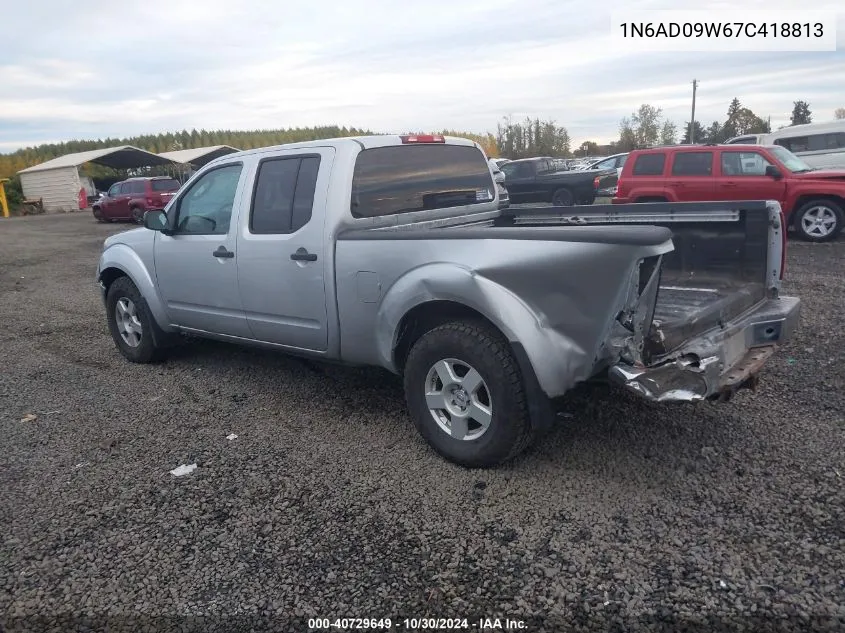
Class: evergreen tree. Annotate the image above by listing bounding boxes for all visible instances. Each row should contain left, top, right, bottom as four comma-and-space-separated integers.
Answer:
790, 100, 812, 126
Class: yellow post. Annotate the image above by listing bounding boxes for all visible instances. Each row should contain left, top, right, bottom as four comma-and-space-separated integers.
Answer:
0, 178, 9, 218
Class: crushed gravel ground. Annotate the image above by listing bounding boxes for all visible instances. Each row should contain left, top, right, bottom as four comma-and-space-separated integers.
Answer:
1, 213, 843, 633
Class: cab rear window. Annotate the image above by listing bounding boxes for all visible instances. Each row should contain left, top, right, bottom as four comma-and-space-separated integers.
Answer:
351, 144, 494, 218
632, 153, 666, 176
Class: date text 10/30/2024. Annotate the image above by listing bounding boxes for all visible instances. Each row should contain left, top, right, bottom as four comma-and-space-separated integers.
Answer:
308, 618, 527, 630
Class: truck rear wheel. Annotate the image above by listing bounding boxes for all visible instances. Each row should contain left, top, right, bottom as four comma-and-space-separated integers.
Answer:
552, 188, 574, 206
794, 199, 843, 242
403, 321, 532, 468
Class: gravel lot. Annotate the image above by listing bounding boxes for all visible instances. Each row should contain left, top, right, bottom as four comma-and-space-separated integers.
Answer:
1, 213, 843, 632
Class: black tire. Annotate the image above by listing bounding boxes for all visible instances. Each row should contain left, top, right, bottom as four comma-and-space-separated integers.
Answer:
130, 206, 145, 224
793, 199, 844, 243
403, 321, 532, 468
551, 188, 574, 206
92, 207, 109, 223
106, 277, 166, 363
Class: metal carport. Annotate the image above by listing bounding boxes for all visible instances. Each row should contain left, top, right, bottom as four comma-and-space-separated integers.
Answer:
158, 145, 241, 169
17, 146, 178, 213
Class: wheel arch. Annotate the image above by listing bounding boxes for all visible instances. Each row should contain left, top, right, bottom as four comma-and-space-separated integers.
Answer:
97, 245, 171, 332
99, 266, 128, 294
393, 300, 500, 373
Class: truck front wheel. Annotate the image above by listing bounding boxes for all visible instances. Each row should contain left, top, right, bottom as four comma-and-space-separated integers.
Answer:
403, 321, 532, 467
794, 199, 843, 242
106, 277, 166, 363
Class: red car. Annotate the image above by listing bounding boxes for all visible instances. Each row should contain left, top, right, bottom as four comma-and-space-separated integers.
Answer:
92, 176, 181, 224
613, 144, 845, 242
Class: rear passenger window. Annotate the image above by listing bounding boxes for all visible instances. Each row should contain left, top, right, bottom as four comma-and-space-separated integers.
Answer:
351, 145, 494, 218
632, 154, 665, 176
250, 156, 321, 234
671, 152, 713, 176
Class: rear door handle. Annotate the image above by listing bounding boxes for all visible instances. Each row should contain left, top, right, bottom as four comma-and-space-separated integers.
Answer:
723, 181, 738, 186
291, 248, 318, 262
669, 182, 685, 186
213, 246, 234, 259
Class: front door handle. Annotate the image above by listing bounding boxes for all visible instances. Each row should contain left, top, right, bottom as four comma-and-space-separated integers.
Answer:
291, 247, 318, 262
213, 246, 234, 259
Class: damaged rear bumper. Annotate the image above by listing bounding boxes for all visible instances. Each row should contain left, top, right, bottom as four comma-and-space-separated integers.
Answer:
608, 295, 800, 402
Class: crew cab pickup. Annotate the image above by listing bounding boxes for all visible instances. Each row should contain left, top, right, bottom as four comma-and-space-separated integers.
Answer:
96, 135, 800, 467
613, 144, 845, 242
500, 157, 617, 206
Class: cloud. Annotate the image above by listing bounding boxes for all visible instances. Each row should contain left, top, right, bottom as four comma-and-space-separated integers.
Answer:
0, 0, 843, 152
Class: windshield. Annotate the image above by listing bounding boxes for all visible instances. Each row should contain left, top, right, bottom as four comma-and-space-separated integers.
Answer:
769, 146, 813, 172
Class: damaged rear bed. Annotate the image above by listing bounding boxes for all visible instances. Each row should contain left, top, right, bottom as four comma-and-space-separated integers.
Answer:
496, 200, 800, 401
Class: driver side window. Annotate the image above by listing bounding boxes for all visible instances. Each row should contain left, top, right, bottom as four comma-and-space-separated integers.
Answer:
174, 164, 243, 235
108, 183, 122, 197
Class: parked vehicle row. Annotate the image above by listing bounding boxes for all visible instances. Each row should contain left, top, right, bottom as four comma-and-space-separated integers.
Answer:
499, 156, 616, 205
613, 143, 845, 242
97, 134, 799, 467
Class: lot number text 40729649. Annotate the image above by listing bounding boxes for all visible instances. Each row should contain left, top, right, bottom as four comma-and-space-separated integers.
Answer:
308, 617, 527, 630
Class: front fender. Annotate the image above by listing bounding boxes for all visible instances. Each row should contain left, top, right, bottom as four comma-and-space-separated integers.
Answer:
374, 263, 593, 398
97, 244, 171, 332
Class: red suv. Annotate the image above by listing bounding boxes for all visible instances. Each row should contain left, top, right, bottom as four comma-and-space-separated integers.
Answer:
613, 144, 845, 242
92, 177, 181, 224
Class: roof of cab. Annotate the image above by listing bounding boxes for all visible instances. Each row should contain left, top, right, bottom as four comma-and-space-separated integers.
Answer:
210, 134, 479, 163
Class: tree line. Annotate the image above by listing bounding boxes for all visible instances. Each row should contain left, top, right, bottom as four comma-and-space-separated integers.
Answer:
1, 98, 841, 204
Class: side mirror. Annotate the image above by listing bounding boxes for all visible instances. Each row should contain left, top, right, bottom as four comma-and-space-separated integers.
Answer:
143, 209, 169, 232
765, 165, 782, 179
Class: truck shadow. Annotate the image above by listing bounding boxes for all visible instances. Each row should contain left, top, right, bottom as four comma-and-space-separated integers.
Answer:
170, 338, 755, 485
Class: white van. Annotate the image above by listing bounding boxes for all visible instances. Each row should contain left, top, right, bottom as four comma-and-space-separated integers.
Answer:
726, 121, 845, 169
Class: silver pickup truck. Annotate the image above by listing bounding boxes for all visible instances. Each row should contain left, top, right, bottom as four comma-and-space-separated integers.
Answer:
96, 134, 800, 467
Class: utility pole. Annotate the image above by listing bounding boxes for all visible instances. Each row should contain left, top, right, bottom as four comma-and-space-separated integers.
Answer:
689, 79, 698, 144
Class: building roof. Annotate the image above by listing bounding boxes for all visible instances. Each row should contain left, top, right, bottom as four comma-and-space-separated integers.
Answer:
158, 145, 241, 167
17, 145, 178, 174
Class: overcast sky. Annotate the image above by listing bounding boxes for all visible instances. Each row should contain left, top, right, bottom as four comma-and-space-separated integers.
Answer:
1, 0, 843, 153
